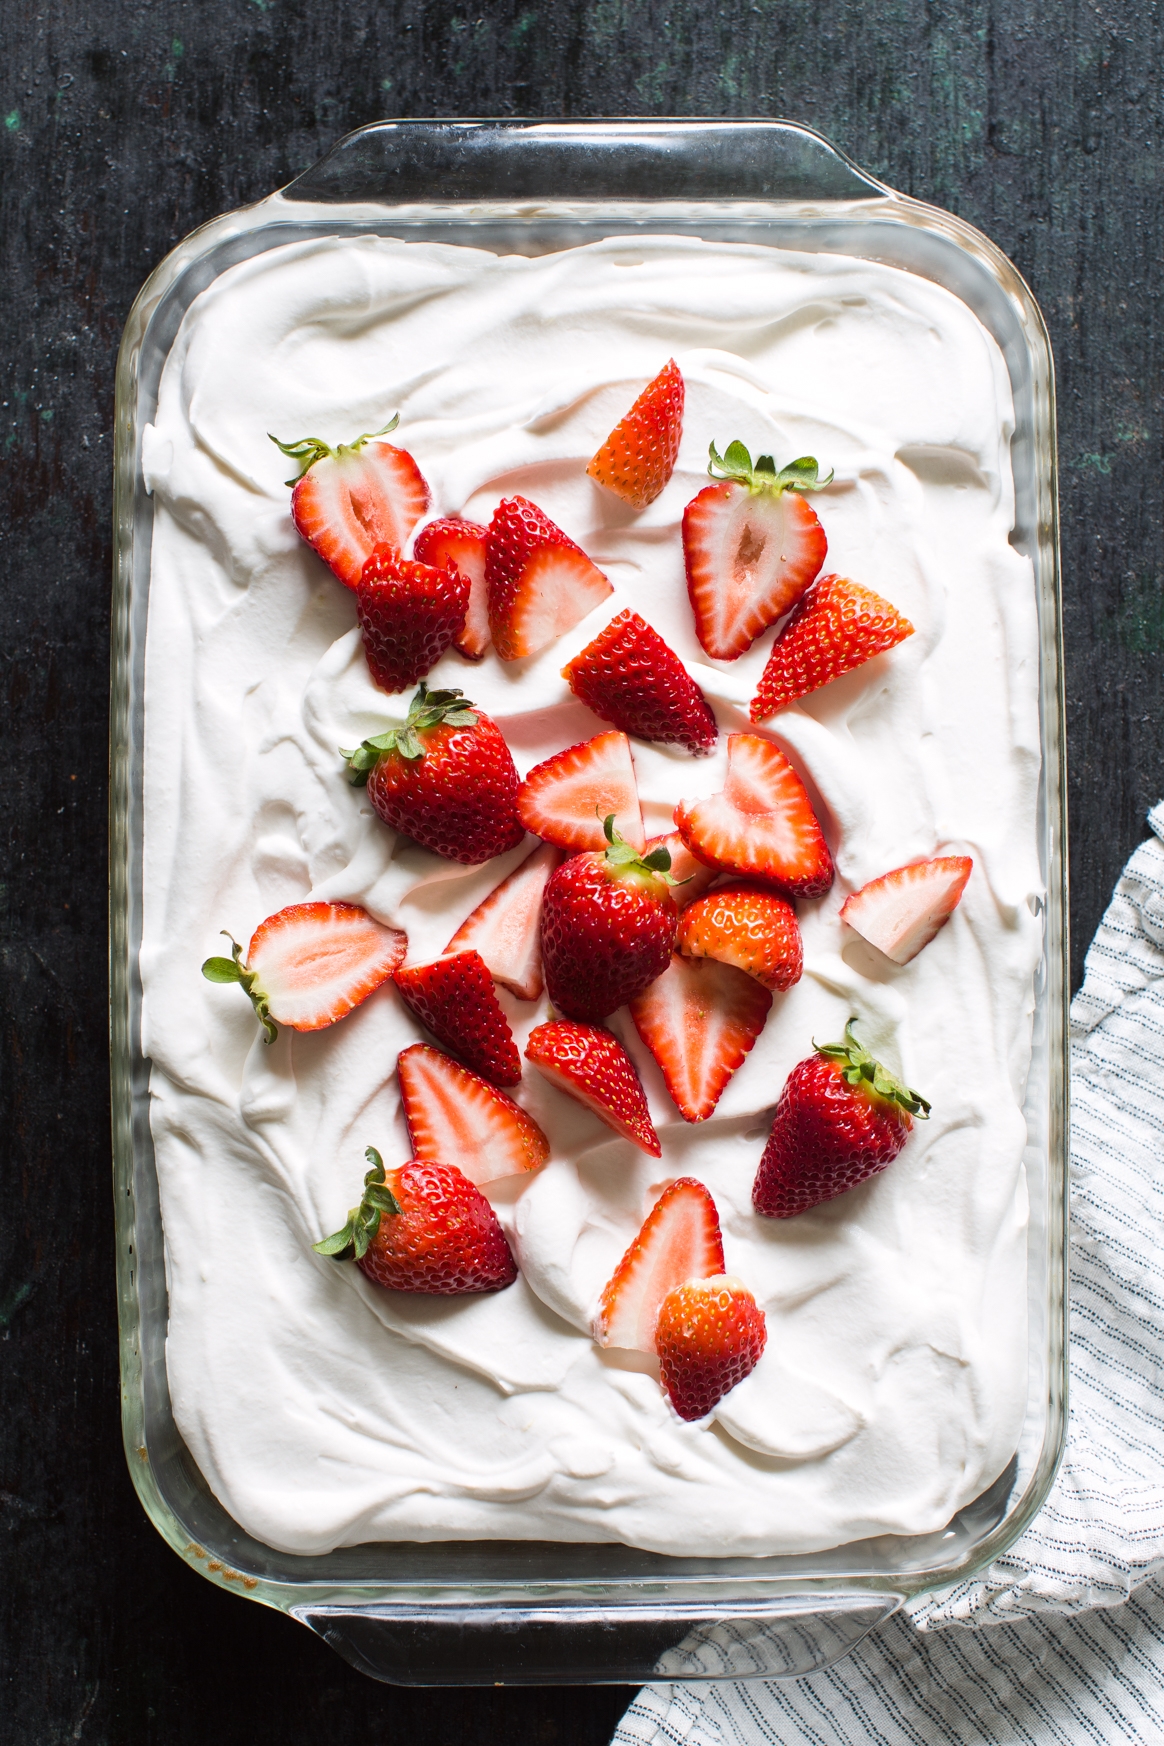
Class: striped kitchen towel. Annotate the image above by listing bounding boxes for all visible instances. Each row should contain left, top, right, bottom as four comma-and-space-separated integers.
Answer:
613, 802, 1164, 1745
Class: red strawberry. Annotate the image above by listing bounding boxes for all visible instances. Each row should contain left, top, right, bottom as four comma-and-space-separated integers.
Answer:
540, 818, 678, 1021
655, 1275, 767, 1420
525, 1019, 660, 1156
595, 1178, 725, 1351
751, 573, 915, 720
562, 610, 718, 755
644, 832, 719, 910
414, 518, 490, 660
586, 359, 685, 509
394, 950, 522, 1087
517, 730, 644, 854
629, 954, 771, 1123
753, 1020, 930, 1218
356, 546, 468, 694
397, 1043, 549, 1185
313, 1147, 516, 1294
271, 418, 430, 590
677, 882, 802, 992
345, 683, 524, 866
201, 901, 406, 1040
840, 855, 973, 965
675, 732, 833, 898
445, 841, 562, 1001
682, 445, 829, 660
485, 496, 612, 661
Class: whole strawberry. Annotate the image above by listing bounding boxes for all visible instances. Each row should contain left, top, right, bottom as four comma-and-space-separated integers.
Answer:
655, 1275, 767, 1420
344, 683, 524, 866
753, 1020, 930, 1218
313, 1147, 517, 1294
357, 545, 468, 694
541, 816, 677, 1020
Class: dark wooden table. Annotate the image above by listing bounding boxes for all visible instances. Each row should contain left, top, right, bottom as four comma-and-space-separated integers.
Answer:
3, 3, 1162, 1740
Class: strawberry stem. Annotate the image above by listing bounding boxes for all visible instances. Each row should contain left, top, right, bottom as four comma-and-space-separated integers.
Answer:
342, 682, 480, 785
268, 415, 401, 485
312, 1147, 402, 1261
815, 1018, 930, 1117
708, 440, 833, 495
201, 932, 278, 1043
600, 812, 685, 886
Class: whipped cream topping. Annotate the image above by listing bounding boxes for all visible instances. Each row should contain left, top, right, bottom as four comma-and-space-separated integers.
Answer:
140, 232, 1041, 1557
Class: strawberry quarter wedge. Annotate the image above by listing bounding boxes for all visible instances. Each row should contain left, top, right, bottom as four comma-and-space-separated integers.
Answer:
629, 953, 772, 1123
656, 1276, 767, 1420
201, 901, 406, 1040
841, 855, 973, 965
313, 1147, 517, 1294
271, 417, 430, 590
397, 1044, 549, 1185
517, 730, 644, 853
683, 445, 829, 660
586, 359, 685, 509
750, 573, 915, 721
445, 841, 562, 1001
562, 609, 718, 755
677, 882, 803, 992
595, 1177, 725, 1351
356, 545, 468, 694
525, 1019, 660, 1156
413, 518, 491, 660
676, 732, 833, 898
486, 495, 612, 661
394, 950, 522, 1087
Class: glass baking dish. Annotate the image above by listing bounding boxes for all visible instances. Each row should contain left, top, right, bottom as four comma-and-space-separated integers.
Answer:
110, 118, 1068, 1687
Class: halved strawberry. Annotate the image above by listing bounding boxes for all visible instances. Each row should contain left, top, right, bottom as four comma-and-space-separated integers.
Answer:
629, 953, 771, 1123
394, 949, 522, 1087
562, 609, 718, 755
397, 1043, 549, 1185
445, 842, 562, 1001
677, 882, 802, 992
751, 573, 915, 720
414, 518, 490, 660
517, 730, 644, 853
202, 902, 406, 1040
586, 360, 685, 509
485, 496, 612, 661
644, 832, 719, 910
357, 546, 468, 694
682, 445, 829, 660
675, 733, 834, 899
840, 856, 973, 965
525, 1019, 660, 1156
594, 1178, 725, 1351
271, 418, 430, 590
655, 1275, 767, 1420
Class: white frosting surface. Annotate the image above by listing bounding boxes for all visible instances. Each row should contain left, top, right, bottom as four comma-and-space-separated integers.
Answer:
140, 232, 1042, 1557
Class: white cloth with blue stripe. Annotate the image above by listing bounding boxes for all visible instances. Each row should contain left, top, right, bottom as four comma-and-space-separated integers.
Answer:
613, 803, 1164, 1745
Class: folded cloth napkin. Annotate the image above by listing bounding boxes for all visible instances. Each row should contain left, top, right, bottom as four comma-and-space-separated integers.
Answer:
613, 803, 1164, 1746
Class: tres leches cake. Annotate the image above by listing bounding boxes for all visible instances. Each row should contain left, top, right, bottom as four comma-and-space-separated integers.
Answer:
139, 233, 1041, 1558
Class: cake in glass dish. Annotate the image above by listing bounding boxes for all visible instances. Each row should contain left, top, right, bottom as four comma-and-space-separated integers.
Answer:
138, 231, 1041, 1558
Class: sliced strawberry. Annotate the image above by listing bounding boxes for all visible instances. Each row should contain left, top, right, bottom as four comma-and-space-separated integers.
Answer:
445, 842, 562, 1001
202, 901, 406, 1040
675, 733, 834, 899
840, 856, 973, 965
414, 518, 490, 660
751, 573, 915, 720
586, 360, 685, 509
313, 1147, 517, 1294
682, 446, 829, 660
516, 730, 644, 853
644, 832, 720, 910
356, 546, 468, 694
594, 1178, 725, 1351
629, 953, 771, 1123
397, 1043, 549, 1185
525, 1019, 660, 1156
394, 950, 522, 1087
562, 609, 718, 755
677, 882, 803, 992
655, 1275, 767, 1419
271, 419, 430, 590
485, 496, 612, 661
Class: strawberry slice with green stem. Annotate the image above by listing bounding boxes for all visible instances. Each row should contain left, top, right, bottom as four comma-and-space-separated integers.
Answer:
595, 1177, 725, 1351
271, 416, 430, 590
397, 1043, 549, 1185
525, 1019, 661, 1156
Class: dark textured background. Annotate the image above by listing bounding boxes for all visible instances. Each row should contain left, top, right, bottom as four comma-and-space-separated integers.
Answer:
3, 1, 1162, 1740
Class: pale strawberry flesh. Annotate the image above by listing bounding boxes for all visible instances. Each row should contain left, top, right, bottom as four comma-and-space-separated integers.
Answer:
414, 518, 490, 659
840, 855, 973, 965
517, 730, 644, 853
676, 733, 834, 899
629, 953, 772, 1123
485, 496, 612, 661
291, 442, 430, 590
445, 841, 562, 1000
683, 481, 825, 660
595, 1178, 725, 1351
397, 1043, 549, 1185
525, 1019, 660, 1156
246, 901, 406, 1031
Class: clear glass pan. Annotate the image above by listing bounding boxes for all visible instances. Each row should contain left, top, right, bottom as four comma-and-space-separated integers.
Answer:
110, 118, 1068, 1687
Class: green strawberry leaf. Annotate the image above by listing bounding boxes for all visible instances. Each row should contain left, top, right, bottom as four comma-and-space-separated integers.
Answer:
708, 439, 834, 496
201, 956, 243, 983
815, 1018, 930, 1117
312, 1146, 402, 1262
268, 415, 400, 485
